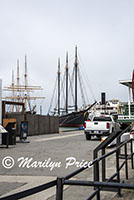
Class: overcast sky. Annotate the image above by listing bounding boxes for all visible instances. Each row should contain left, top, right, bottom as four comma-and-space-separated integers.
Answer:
0, 0, 134, 114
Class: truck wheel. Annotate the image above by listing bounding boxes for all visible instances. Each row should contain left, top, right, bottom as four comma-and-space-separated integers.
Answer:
86, 134, 91, 140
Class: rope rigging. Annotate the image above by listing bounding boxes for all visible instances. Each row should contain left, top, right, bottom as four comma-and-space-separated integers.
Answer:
48, 48, 95, 116
77, 67, 86, 108
68, 68, 75, 108
48, 77, 58, 114
78, 51, 96, 102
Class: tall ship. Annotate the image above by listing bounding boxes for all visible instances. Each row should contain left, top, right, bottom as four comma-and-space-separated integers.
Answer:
49, 46, 96, 127
3, 55, 45, 113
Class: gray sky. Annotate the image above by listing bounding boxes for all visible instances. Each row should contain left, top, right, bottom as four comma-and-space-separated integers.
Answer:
0, 0, 134, 113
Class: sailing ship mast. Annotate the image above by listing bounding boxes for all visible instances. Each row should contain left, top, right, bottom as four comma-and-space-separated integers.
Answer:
75, 45, 78, 111
4, 55, 45, 112
56, 46, 78, 114
66, 52, 69, 113
49, 45, 92, 116
24, 55, 28, 111
17, 59, 20, 111
58, 58, 60, 115
12, 69, 15, 112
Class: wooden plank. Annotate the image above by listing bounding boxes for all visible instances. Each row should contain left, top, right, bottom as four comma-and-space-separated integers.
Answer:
3, 118, 16, 128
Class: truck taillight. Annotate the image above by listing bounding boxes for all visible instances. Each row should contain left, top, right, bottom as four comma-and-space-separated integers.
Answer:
107, 123, 109, 129
84, 122, 86, 129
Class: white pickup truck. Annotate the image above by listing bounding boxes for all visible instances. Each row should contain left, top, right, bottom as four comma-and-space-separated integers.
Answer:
84, 115, 119, 140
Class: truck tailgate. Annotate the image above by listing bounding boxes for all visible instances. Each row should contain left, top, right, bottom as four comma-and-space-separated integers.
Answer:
86, 122, 109, 131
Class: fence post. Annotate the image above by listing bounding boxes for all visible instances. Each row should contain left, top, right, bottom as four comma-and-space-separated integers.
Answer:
124, 143, 128, 180
116, 148, 121, 196
102, 148, 106, 181
130, 139, 134, 169
56, 177, 64, 200
93, 151, 100, 200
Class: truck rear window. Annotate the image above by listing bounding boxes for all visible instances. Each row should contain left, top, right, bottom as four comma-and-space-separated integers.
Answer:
93, 117, 112, 121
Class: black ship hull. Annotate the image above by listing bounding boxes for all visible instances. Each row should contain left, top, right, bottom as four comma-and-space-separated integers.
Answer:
59, 102, 96, 128
59, 111, 88, 127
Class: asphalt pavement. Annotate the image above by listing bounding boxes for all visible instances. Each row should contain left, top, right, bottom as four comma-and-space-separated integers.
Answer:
0, 130, 133, 200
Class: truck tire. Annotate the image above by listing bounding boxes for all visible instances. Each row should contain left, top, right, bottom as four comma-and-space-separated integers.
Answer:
86, 134, 91, 140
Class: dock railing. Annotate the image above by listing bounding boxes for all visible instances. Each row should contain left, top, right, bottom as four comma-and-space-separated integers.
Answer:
56, 125, 134, 200
118, 115, 134, 120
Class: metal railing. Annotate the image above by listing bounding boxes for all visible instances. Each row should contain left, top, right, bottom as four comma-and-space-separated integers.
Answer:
118, 115, 134, 120
0, 180, 57, 200
56, 126, 134, 200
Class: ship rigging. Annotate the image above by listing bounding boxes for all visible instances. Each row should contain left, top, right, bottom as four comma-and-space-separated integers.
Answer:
48, 46, 96, 127
4, 55, 45, 113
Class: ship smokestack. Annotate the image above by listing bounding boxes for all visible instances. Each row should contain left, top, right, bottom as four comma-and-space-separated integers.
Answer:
101, 92, 106, 105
